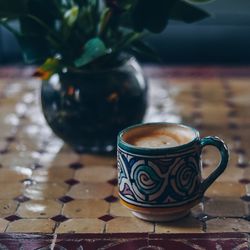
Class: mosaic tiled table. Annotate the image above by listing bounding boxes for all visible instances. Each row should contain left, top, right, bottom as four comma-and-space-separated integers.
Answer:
0, 66, 249, 249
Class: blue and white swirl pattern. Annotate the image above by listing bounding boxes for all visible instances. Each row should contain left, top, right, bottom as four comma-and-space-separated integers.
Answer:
118, 147, 200, 207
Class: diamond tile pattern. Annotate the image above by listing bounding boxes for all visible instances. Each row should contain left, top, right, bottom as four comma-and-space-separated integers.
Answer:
58, 196, 74, 203
4, 215, 22, 222
69, 162, 84, 170
64, 179, 79, 186
0, 66, 249, 235
51, 215, 69, 223
104, 195, 118, 203
14, 195, 30, 203
98, 215, 114, 222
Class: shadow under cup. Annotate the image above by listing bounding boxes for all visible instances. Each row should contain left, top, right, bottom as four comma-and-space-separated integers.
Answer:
117, 123, 229, 222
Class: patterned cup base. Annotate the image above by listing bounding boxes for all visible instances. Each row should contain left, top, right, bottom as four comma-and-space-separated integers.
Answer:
132, 210, 190, 222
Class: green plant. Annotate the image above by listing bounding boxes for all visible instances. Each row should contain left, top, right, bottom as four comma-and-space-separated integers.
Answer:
0, 0, 211, 76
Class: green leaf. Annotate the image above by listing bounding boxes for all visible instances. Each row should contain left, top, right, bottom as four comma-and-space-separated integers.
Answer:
131, 40, 161, 62
74, 37, 108, 67
64, 6, 79, 27
0, 0, 28, 18
40, 57, 61, 72
115, 32, 141, 51
170, 0, 209, 23
132, 0, 178, 33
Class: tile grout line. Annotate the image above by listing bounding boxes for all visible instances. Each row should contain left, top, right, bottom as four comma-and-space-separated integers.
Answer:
50, 233, 57, 250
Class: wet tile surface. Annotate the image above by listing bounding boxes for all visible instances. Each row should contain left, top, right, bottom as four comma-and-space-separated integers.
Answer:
0, 66, 250, 248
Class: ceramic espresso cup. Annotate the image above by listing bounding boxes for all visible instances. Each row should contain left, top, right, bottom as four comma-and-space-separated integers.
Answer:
117, 123, 229, 222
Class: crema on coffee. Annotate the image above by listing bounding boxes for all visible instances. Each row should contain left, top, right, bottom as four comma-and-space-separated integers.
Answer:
123, 124, 195, 148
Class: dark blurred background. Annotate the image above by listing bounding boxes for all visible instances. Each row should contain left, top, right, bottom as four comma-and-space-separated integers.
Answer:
1, 0, 250, 65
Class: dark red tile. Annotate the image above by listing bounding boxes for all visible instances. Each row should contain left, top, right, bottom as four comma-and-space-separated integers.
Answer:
228, 122, 239, 130
191, 111, 202, 118
98, 215, 114, 222
14, 195, 30, 203
64, 179, 79, 186
227, 110, 237, 117
21, 178, 34, 186
4, 215, 22, 222
69, 162, 84, 170
37, 149, 47, 154
104, 195, 118, 203
0, 148, 9, 154
58, 196, 74, 203
225, 100, 236, 108
234, 148, 246, 155
31, 163, 43, 169
239, 179, 250, 184
51, 215, 68, 222
237, 162, 249, 169
107, 178, 118, 186
5, 136, 16, 142
232, 135, 241, 142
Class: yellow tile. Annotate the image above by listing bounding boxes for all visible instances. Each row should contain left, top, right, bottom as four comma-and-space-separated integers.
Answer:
110, 202, 133, 217
0, 167, 32, 182
106, 217, 154, 233
75, 167, 116, 183
79, 154, 116, 167
204, 198, 247, 217
206, 182, 245, 198
212, 165, 245, 182
0, 183, 24, 199
24, 183, 68, 200
63, 200, 109, 218
0, 200, 18, 217
155, 215, 203, 233
0, 219, 9, 232
17, 200, 62, 218
56, 219, 105, 233
32, 167, 74, 183
67, 183, 113, 199
206, 218, 250, 232
6, 219, 55, 233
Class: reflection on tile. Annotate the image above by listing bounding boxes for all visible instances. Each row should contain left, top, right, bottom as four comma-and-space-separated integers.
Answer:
155, 215, 203, 233
6, 219, 55, 233
106, 217, 154, 233
39, 153, 79, 167
32, 167, 74, 183
56, 219, 105, 233
17, 200, 62, 218
206, 218, 250, 232
67, 183, 113, 199
63, 200, 109, 218
24, 183, 68, 200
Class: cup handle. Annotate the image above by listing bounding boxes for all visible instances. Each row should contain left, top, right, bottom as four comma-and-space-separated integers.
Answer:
200, 136, 229, 194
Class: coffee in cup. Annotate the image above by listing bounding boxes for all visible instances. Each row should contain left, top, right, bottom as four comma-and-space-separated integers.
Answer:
117, 123, 229, 222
